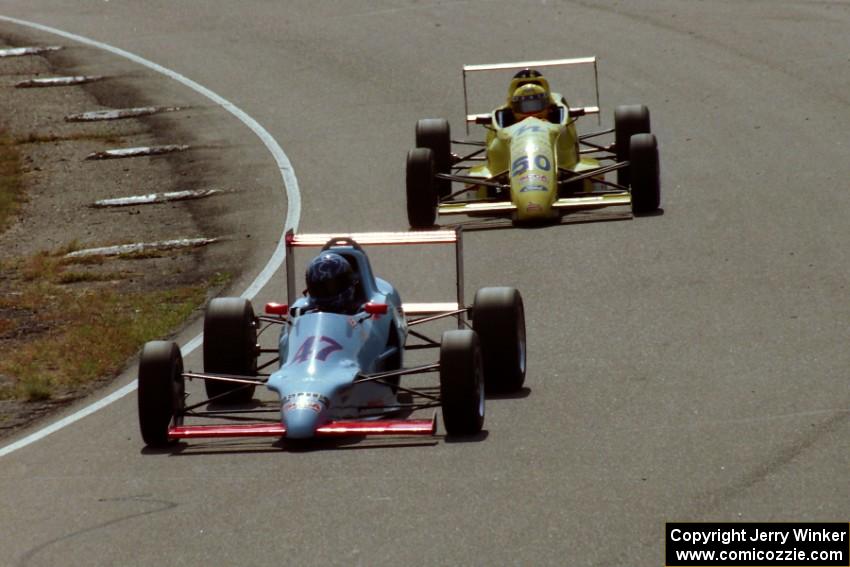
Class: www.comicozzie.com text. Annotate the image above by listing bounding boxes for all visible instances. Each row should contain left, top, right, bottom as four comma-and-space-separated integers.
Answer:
670, 527, 847, 546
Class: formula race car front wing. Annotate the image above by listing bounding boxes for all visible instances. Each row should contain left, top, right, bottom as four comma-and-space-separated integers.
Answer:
168, 414, 437, 440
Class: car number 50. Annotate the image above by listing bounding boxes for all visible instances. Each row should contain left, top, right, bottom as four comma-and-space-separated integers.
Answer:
511, 155, 551, 177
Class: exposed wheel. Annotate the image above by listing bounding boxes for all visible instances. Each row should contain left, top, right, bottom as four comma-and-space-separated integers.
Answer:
614, 104, 651, 187
472, 287, 526, 393
629, 133, 661, 214
203, 297, 257, 403
406, 147, 438, 228
138, 341, 185, 447
439, 330, 484, 436
415, 118, 452, 198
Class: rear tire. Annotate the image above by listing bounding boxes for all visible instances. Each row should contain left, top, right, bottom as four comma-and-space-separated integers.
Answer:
406, 147, 438, 228
203, 297, 258, 403
439, 330, 484, 436
629, 133, 661, 214
415, 118, 452, 198
472, 287, 526, 393
614, 105, 651, 188
138, 341, 185, 448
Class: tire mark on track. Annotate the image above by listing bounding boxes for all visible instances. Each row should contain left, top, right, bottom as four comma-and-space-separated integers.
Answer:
16, 494, 178, 567
694, 408, 849, 517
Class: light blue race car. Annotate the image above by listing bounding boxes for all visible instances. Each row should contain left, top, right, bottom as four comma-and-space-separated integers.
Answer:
137, 229, 526, 448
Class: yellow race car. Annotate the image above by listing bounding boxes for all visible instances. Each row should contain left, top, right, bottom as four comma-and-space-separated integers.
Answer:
406, 57, 661, 228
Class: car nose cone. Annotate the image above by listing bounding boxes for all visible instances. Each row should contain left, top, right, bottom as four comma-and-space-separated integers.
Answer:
283, 407, 324, 439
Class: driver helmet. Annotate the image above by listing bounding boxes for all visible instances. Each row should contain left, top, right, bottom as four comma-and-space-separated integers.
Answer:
511, 83, 549, 120
513, 68, 544, 81
305, 252, 359, 313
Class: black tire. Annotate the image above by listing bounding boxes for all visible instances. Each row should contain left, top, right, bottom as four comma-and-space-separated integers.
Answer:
138, 341, 185, 447
406, 147, 438, 228
614, 104, 651, 187
472, 287, 526, 393
203, 297, 257, 403
415, 118, 452, 198
439, 330, 484, 436
629, 133, 661, 214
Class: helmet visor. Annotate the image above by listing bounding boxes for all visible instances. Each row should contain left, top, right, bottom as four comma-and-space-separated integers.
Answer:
309, 272, 353, 299
513, 94, 548, 115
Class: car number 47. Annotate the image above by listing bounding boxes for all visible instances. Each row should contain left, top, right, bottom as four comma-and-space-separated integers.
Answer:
292, 336, 343, 363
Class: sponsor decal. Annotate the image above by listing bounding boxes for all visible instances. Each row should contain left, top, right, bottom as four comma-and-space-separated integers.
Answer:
514, 124, 544, 136
526, 203, 543, 212
520, 184, 548, 193
520, 173, 548, 184
283, 392, 329, 414
284, 401, 322, 413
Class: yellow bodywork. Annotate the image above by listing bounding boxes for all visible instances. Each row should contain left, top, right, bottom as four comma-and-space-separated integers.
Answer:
442, 94, 619, 222
440, 56, 633, 223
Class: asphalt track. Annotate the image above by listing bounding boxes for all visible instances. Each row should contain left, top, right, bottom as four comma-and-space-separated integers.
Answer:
1, 2, 849, 565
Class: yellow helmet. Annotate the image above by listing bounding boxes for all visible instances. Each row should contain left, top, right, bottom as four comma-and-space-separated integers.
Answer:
511, 83, 549, 120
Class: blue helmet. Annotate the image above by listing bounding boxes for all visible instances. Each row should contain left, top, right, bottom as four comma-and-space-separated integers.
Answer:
305, 252, 358, 313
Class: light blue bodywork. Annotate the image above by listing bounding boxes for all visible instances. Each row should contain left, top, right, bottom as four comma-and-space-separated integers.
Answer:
266, 244, 408, 439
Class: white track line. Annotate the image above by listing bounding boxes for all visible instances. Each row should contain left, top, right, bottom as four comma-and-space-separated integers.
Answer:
0, 15, 301, 458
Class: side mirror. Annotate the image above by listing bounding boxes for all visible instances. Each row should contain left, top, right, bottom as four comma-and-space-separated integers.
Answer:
265, 302, 289, 316
364, 302, 388, 316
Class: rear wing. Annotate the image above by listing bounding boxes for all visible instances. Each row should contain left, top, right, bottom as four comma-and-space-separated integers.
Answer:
284, 229, 465, 316
462, 56, 601, 132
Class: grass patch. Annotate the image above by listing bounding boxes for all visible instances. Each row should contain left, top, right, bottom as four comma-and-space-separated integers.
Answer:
14, 244, 117, 284
0, 134, 25, 232
0, 286, 206, 401
0, 245, 230, 402
55, 270, 131, 284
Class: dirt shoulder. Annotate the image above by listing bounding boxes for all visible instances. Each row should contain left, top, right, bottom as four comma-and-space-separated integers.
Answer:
0, 33, 262, 439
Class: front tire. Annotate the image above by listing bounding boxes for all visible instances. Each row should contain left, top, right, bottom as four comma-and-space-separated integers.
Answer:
629, 133, 661, 214
138, 341, 185, 448
415, 118, 452, 198
203, 297, 258, 403
406, 147, 438, 228
439, 330, 485, 436
472, 287, 526, 393
614, 105, 651, 188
